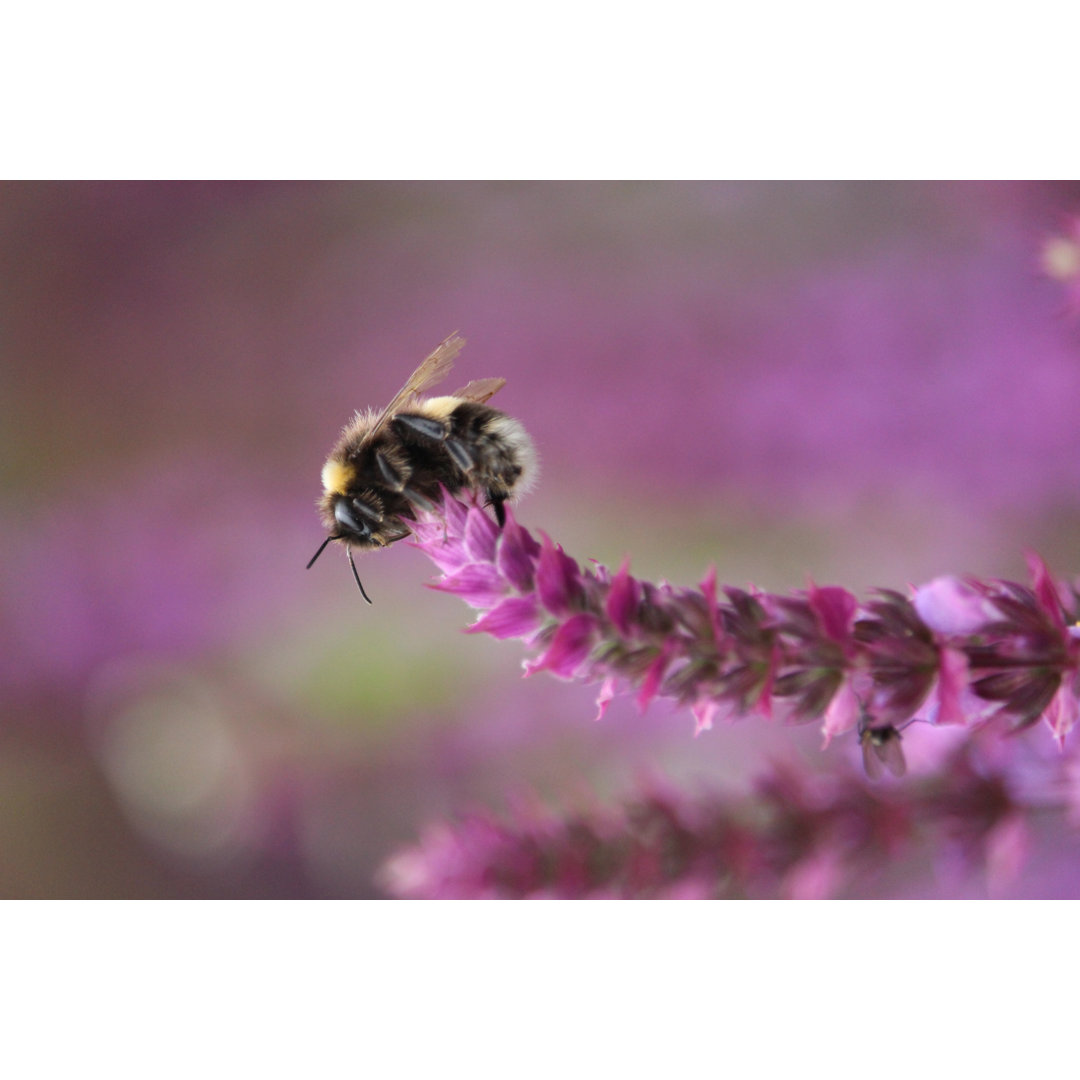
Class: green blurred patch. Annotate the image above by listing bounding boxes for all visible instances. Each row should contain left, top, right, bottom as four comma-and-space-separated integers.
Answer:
238, 615, 492, 740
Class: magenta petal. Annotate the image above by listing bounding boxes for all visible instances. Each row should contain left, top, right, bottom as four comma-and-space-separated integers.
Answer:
524, 613, 596, 679
467, 595, 542, 639
440, 490, 470, 535
594, 676, 617, 721
913, 576, 994, 636
428, 564, 508, 608
502, 505, 540, 557
932, 647, 970, 725
536, 533, 582, 616
407, 518, 442, 545
692, 699, 717, 736
605, 558, 640, 638
700, 565, 725, 646
807, 583, 857, 645
820, 680, 859, 747
1026, 551, 1068, 634
497, 514, 537, 593
408, 532, 473, 574
1045, 683, 1080, 748
464, 506, 499, 563
637, 641, 674, 711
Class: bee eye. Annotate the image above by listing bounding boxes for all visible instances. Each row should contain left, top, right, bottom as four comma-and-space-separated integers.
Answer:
334, 499, 371, 539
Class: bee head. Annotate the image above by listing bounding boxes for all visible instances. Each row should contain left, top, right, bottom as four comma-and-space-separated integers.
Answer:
306, 495, 389, 604
332, 496, 382, 547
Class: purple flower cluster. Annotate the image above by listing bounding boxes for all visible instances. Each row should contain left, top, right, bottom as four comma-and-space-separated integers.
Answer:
378, 744, 1029, 899
411, 494, 1080, 759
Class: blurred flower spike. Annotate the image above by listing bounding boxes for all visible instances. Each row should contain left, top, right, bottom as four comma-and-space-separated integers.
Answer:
378, 747, 1028, 899
411, 493, 1080, 756
1041, 216, 1080, 313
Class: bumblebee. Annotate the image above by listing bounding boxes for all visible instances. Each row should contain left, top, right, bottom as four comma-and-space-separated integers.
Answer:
307, 333, 537, 601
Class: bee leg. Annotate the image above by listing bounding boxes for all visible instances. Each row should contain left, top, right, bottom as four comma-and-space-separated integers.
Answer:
375, 451, 406, 491
351, 497, 383, 523
490, 494, 506, 527
393, 414, 448, 442
444, 437, 474, 472
402, 487, 435, 512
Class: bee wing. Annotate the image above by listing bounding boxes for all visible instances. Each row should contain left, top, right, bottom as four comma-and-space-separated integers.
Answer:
451, 377, 506, 404
365, 333, 466, 442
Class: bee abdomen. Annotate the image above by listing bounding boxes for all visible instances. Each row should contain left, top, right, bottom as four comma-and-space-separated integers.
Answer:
448, 405, 537, 498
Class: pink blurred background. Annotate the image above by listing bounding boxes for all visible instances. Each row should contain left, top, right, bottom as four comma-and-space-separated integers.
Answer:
3, 180, 1080, 897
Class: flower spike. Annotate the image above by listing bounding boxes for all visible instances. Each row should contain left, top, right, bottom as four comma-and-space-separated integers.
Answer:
410, 492, 1080, 756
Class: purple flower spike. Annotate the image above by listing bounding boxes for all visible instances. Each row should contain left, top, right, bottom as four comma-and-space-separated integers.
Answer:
378, 742, 1036, 899
961, 565, 1080, 737
409, 491, 1080, 763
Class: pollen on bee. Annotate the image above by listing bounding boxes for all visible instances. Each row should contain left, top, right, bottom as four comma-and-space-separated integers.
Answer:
321, 458, 355, 495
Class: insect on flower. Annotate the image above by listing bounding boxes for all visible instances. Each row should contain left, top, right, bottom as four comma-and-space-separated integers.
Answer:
306, 333, 538, 602
858, 713, 907, 780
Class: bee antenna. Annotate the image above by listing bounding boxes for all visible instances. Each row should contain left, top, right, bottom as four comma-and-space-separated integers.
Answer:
306, 534, 338, 570
348, 547, 374, 604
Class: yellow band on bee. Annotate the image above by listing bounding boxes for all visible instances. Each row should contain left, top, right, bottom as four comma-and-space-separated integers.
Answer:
415, 396, 461, 420
321, 458, 355, 495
